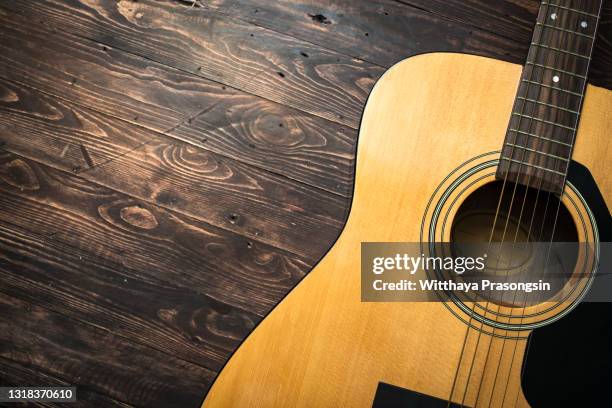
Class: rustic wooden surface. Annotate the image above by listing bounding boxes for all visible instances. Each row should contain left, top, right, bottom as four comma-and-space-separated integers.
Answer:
0, 0, 610, 406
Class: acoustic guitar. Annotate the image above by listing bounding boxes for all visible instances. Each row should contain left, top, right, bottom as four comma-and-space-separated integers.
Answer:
203, 1, 611, 406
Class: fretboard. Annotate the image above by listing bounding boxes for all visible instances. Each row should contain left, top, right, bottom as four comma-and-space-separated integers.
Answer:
496, 0, 603, 195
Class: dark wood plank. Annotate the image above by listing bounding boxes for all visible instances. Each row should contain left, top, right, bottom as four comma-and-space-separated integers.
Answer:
201, 0, 612, 90
590, 1, 612, 88
204, 0, 527, 66
0, 357, 134, 408
0, 80, 151, 172
0, 15, 357, 198
168, 92, 356, 197
396, 0, 538, 44
0, 0, 383, 128
0, 216, 258, 372
0, 79, 347, 259
0, 293, 215, 407
0, 8, 207, 133
0, 150, 309, 315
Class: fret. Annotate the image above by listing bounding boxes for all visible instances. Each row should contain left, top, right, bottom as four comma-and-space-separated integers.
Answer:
525, 62, 586, 79
536, 22, 594, 39
511, 117, 575, 144
521, 80, 583, 97
540, 2, 599, 18
535, 20, 595, 57
504, 143, 570, 162
515, 99, 580, 131
530, 43, 590, 59
519, 84, 582, 113
529, 48, 590, 76
517, 96, 579, 115
523, 64, 586, 90
512, 112, 576, 131
499, 157, 566, 176
508, 129, 572, 147
502, 144, 568, 176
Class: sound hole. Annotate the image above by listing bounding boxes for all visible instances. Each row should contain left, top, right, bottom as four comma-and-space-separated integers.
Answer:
450, 180, 579, 307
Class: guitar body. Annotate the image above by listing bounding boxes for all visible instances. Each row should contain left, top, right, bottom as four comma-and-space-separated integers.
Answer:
203, 53, 612, 407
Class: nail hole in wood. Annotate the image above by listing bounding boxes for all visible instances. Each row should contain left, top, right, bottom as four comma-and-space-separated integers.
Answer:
309, 13, 330, 24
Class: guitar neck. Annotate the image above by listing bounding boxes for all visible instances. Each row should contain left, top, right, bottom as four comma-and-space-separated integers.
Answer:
497, 0, 603, 195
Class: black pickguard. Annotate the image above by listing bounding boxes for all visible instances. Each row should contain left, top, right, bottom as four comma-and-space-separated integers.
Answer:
372, 382, 460, 407
522, 161, 612, 407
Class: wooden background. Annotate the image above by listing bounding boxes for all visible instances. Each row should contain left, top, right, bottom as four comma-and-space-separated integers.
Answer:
0, 0, 609, 406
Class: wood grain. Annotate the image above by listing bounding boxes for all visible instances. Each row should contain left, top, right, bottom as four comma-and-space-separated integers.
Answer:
0, 151, 310, 315
204, 0, 527, 66
0, 293, 216, 408
0, 79, 347, 259
194, 0, 612, 90
0, 8, 203, 133
0, 0, 383, 128
0, 214, 259, 372
0, 357, 134, 408
168, 93, 356, 197
0, 16, 358, 198
398, 0, 539, 43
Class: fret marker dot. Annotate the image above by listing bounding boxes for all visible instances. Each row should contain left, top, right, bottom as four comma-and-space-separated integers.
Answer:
553, 75, 560, 83
550, 13, 557, 20
581, 21, 588, 29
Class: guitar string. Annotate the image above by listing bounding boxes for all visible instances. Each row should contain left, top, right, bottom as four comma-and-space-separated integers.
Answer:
503, 4, 599, 406
490, 20, 567, 405
498, 5, 572, 404
453, 2, 556, 406
480, 6, 570, 404
469, 61, 549, 405
506, 2, 602, 406
508, 191, 552, 406
444, 0, 597, 401
446, 3, 551, 405
480, 1, 601, 405
505, 182, 553, 406
477, 1, 600, 404
444, 60, 534, 407
476, 139, 548, 405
